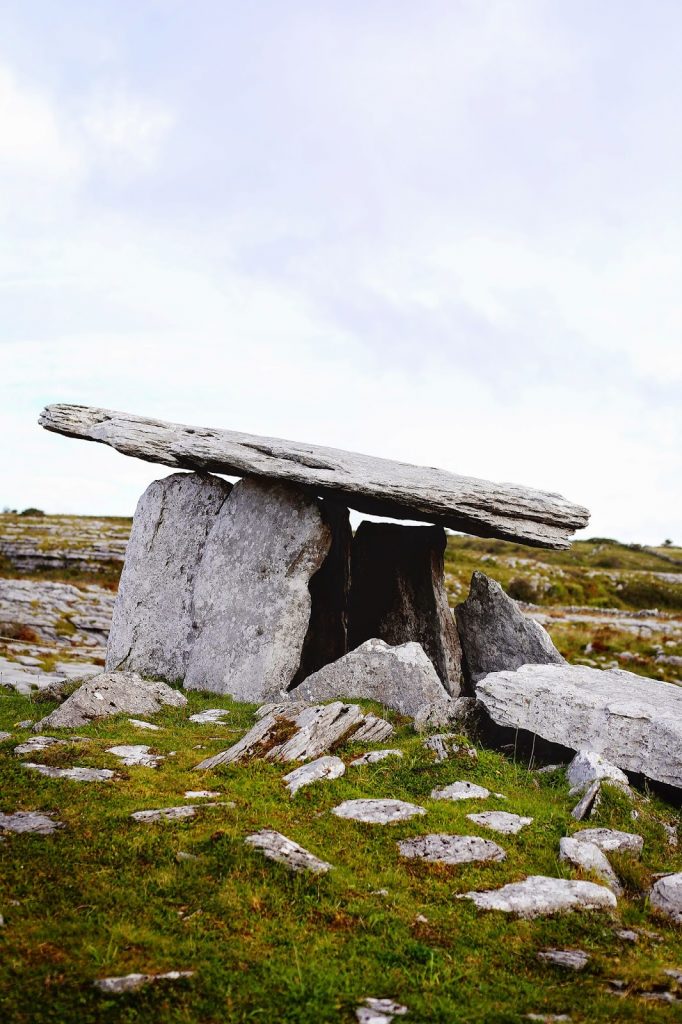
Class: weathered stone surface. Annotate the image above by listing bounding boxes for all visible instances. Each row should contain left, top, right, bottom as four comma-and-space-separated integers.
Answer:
184, 479, 337, 700
559, 837, 622, 894
398, 833, 506, 864
245, 829, 332, 873
331, 799, 426, 824
128, 718, 161, 731
423, 734, 477, 763
456, 572, 563, 684
184, 790, 221, 798
650, 873, 682, 923
188, 709, 231, 724
130, 803, 230, 822
431, 781, 491, 801
0, 731, 11, 742
106, 744, 163, 767
476, 663, 682, 788
459, 876, 617, 917
34, 672, 187, 731
467, 811, 533, 835
347, 523, 462, 692
350, 749, 404, 766
571, 828, 643, 856
14, 735, 65, 756
23, 763, 115, 782
356, 998, 408, 1023
94, 971, 194, 994
282, 755, 346, 795
537, 950, 589, 970
291, 639, 449, 718
193, 702, 392, 770
0, 810, 62, 834
39, 404, 590, 547
567, 750, 630, 795
570, 781, 602, 822
412, 696, 477, 732
106, 472, 232, 679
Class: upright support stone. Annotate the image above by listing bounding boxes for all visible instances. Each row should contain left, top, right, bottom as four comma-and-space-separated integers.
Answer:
347, 522, 462, 695
105, 472, 232, 680
184, 479, 346, 701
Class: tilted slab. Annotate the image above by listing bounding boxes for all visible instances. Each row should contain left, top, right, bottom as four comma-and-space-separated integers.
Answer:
459, 875, 617, 918
39, 404, 590, 548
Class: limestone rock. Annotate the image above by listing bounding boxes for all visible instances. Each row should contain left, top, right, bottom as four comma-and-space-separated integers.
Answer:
244, 829, 332, 874
467, 811, 533, 835
423, 734, 477, 763
476, 662, 682, 788
0, 731, 11, 742
33, 672, 186, 731
39, 403, 590, 548
106, 744, 163, 767
351, 715, 395, 745
456, 572, 563, 684
571, 828, 643, 856
412, 696, 477, 732
128, 719, 161, 731
188, 709, 231, 724
0, 810, 62, 835
397, 833, 506, 865
356, 998, 408, 1024
105, 472, 232, 679
537, 950, 589, 970
184, 790, 221, 798
459, 875, 617, 918
570, 781, 602, 821
331, 799, 426, 824
650, 873, 682, 923
94, 971, 194, 994
23, 763, 114, 782
283, 755, 346, 795
130, 804, 230, 822
559, 837, 622, 894
184, 479, 339, 701
14, 736, 65, 756
347, 522, 462, 693
291, 639, 449, 718
567, 750, 630, 795
431, 781, 491, 801
350, 750, 403, 766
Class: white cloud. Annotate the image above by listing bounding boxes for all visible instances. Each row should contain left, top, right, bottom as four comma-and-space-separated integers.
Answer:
81, 87, 174, 173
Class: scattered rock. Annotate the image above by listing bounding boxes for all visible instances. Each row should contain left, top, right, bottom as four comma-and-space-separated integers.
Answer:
184, 790, 221, 799
188, 709, 231, 724
616, 929, 638, 942
356, 997, 408, 1024
559, 837, 622, 894
423, 733, 477, 763
350, 750, 404, 766
14, 735, 65, 756
455, 571, 563, 684
467, 811, 533, 835
571, 828, 643, 856
244, 829, 332, 874
525, 1016, 571, 1023
397, 833, 506, 865
331, 799, 426, 824
0, 810, 62, 835
131, 806, 198, 823
567, 749, 630, 795
537, 950, 589, 970
23, 763, 114, 782
570, 781, 602, 821
94, 971, 194, 994
176, 851, 199, 862
650, 873, 682, 923
0, 731, 12, 742
291, 639, 449, 718
662, 822, 678, 847
17, 720, 33, 729
128, 718, 161, 731
431, 781, 491, 801
34, 671, 187, 731
535, 764, 566, 774
459, 875, 617, 918
283, 755, 346, 795
412, 696, 477, 732
106, 744, 164, 767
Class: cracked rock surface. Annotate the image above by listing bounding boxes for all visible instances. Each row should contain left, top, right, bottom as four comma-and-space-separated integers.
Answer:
282, 755, 346, 795
34, 672, 186, 731
331, 799, 426, 824
467, 811, 533, 835
397, 833, 506, 864
459, 875, 617, 918
245, 829, 332, 874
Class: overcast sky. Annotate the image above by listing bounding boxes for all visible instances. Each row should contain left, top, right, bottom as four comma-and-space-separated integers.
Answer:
1, 1, 680, 544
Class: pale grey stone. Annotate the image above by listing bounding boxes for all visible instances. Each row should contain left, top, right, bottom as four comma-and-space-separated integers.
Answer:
412, 696, 477, 732
128, 718, 161, 731
467, 811, 533, 835
23, 763, 115, 782
525, 1016, 571, 1023
106, 472, 232, 680
537, 950, 589, 970
398, 833, 506, 864
431, 781, 491, 801
131, 806, 197, 823
34, 671, 186, 731
94, 971, 194, 994
476, 662, 682, 788
559, 837, 622, 894
245, 829, 332, 874
350, 750, 404, 766
356, 998, 408, 1023
184, 790, 221, 798
106, 744, 164, 767
291, 639, 449, 718
39, 403, 590, 547
185, 478, 335, 700
351, 715, 395, 745
571, 827, 643, 855
616, 929, 638, 942
188, 709, 231, 724
0, 731, 11, 742
14, 735, 65, 756
283, 755, 346, 795
459, 875, 617, 918
423, 734, 477, 763
347, 522, 462, 693
0, 810, 62, 835
570, 781, 602, 822
650, 873, 682, 923
567, 750, 630, 795
331, 799, 426, 824
455, 572, 563, 683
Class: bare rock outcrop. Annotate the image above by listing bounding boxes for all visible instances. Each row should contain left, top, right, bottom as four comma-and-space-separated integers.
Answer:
33, 672, 187, 731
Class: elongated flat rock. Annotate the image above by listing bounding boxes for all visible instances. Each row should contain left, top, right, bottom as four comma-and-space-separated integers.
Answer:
571, 827, 643, 855
106, 744, 164, 767
459, 875, 617, 918
23, 763, 115, 782
331, 799, 426, 824
130, 804, 231, 822
398, 833, 506, 864
39, 404, 590, 547
350, 749, 404, 766
431, 781, 491, 801
245, 829, 332, 874
33, 672, 187, 731
0, 810, 62, 835
283, 755, 346, 795
467, 811, 533, 835
559, 836, 622, 894
94, 971, 194, 994
537, 950, 589, 970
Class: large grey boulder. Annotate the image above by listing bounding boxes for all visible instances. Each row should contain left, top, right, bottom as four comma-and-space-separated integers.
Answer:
290, 638, 449, 718
456, 571, 563, 684
476, 662, 682, 788
33, 672, 187, 731
459, 875, 617, 918
185, 479, 342, 701
106, 472, 232, 680
347, 523, 462, 693
39, 403, 590, 548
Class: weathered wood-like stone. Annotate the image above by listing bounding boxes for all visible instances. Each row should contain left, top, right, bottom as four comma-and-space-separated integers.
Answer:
347, 523, 462, 692
105, 472, 232, 680
244, 829, 332, 873
184, 479, 342, 700
39, 404, 590, 548
459, 875, 617, 918
290, 639, 449, 718
398, 833, 506, 864
33, 672, 187, 731
423, 734, 477, 763
476, 663, 682, 788
456, 572, 563, 685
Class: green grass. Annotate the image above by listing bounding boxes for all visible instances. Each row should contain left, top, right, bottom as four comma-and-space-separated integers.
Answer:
1, 690, 681, 1023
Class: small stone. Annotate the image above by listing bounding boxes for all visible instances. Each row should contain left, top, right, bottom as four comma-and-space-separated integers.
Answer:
567, 750, 630, 795
128, 719, 161, 731
176, 850, 200, 862
525, 1014, 571, 1022
331, 799, 426, 824
283, 755, 346, 796
356, 998, 408, 1024
94, 970, 194, 994
535, 764, 566, 774
0, 810, 62, 835
13, 735, 65, 756
188, 709, 231, 724
415, 914, 429, 923
662, 822, 678, 847
572, 827, 643, 855
23, 763, 114, 782
650, 873, 682, 923
398, 833, 506, 865
559, 837, 622, 895
17, 720, 33, 729
616, 929, 638, 942
106, 744, 164, 767
350, 750, 404, 766
0, 731, 11, 742
537, 949, 589, 970
570, 781, 602, 821
131, 806, 197, 823
423, 734, 477, 763
184, 790, 221, 799
459, 875, 617, 918
467, 811, 533, 835
431, 781, 490, 801
245, 829, 332, 874
664, 968, 682, 983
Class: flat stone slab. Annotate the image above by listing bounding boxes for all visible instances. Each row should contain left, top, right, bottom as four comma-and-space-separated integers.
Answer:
559, 837, 622, 894
34, 671, 187, 731
431, 781, 491, 801
244, 829, 332, 874
537, 950, 589, 970
188, 709, 231, 724
0, 811, 62, 835
130, 805, 223, 823
23, 763, 114, 782
283, 755, 346, 795
331, 799, 426, 824
476, 662, 682, 788
106, 744, 164, 767
128, 718, 161, 731
397, 833, 506, 864
651, 873, 682, 923
459, 875, 617, 918
184, 790, 221, 799
39, 404, 590, 547
350, 750, 404, 766
423, 734, 477, 763
356, 998, 408, 1024
571, 827, 643, 855
467, 811, 533, 835
14, 736, 66, 756
94, 971, 194, 994
567, 750, 630, 795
